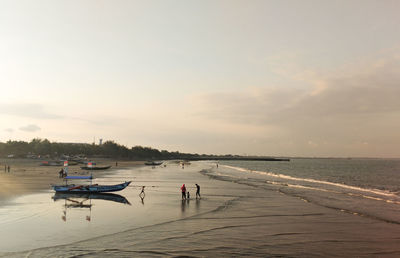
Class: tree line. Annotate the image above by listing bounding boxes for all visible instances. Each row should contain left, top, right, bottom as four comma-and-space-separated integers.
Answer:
0, 138, 215, 160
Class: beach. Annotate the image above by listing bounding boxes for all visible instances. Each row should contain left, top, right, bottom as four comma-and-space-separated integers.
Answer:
1, 159, 400, 257
0, 159, 143, 205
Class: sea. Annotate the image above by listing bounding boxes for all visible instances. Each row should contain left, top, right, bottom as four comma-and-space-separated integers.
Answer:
2, 158, 400, 257
219, 158, 400, 224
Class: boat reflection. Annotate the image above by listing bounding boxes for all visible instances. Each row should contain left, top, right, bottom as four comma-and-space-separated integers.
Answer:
52, 192, 131, 222
53, 192, 131, 205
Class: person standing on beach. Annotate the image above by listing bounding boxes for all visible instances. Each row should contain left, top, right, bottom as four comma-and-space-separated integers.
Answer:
7, 165, 10, 173
195, 184, 201, 199
140, 186, 145, 197
181, 184, 186, 200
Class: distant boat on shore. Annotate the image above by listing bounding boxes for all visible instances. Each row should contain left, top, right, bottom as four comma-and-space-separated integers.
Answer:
145, 161, 163, 166
40, 160, 63, 166
180, 160, 191, 165
80, 165, 112, 170
40, 160, 79, 166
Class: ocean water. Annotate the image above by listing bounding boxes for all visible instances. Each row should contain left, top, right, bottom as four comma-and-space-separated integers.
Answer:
221, 158, 400, 193
219, 158, 400, 224
2, 159, 400, 257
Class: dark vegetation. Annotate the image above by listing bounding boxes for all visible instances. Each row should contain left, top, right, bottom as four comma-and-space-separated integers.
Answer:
0, 139, 197, 160
0, 138, 289, 161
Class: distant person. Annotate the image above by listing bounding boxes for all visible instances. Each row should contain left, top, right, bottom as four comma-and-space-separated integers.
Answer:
217, 163, 218, 168
195, 184, 201, 199
181, 184, 186, 200
7, 165, 10, 173
187, 191, 190, 199
59, 169, 64, 178
115, 162, 118, 167
140, 186, 145, 197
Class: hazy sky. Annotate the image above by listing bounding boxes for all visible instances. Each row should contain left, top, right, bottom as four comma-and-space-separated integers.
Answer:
1, 0, 400, 157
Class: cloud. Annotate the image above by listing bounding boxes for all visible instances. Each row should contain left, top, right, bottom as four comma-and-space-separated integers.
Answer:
190, 51, 400, 157
192, 87, 307, 125
0, 103, 62, 119
193, 53, 400, 125
19, 124, 41, 132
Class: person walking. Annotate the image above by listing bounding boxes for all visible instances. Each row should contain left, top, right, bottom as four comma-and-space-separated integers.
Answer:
195, 184, 201, 199
140, 186, 145, 197
181, 184, 186, 200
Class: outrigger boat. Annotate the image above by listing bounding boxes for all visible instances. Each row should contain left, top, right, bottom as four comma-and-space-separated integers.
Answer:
52, 177, 131, 193
52, 161, 131, 193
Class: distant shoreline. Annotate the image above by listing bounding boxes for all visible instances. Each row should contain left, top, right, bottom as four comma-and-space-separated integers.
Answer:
188, 156, 290, 162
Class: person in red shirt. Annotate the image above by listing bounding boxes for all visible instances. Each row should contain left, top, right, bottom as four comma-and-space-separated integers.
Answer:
181, 184, 186, 200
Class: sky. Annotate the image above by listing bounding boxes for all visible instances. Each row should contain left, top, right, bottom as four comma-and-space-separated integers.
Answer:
1, 0, 400, 158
